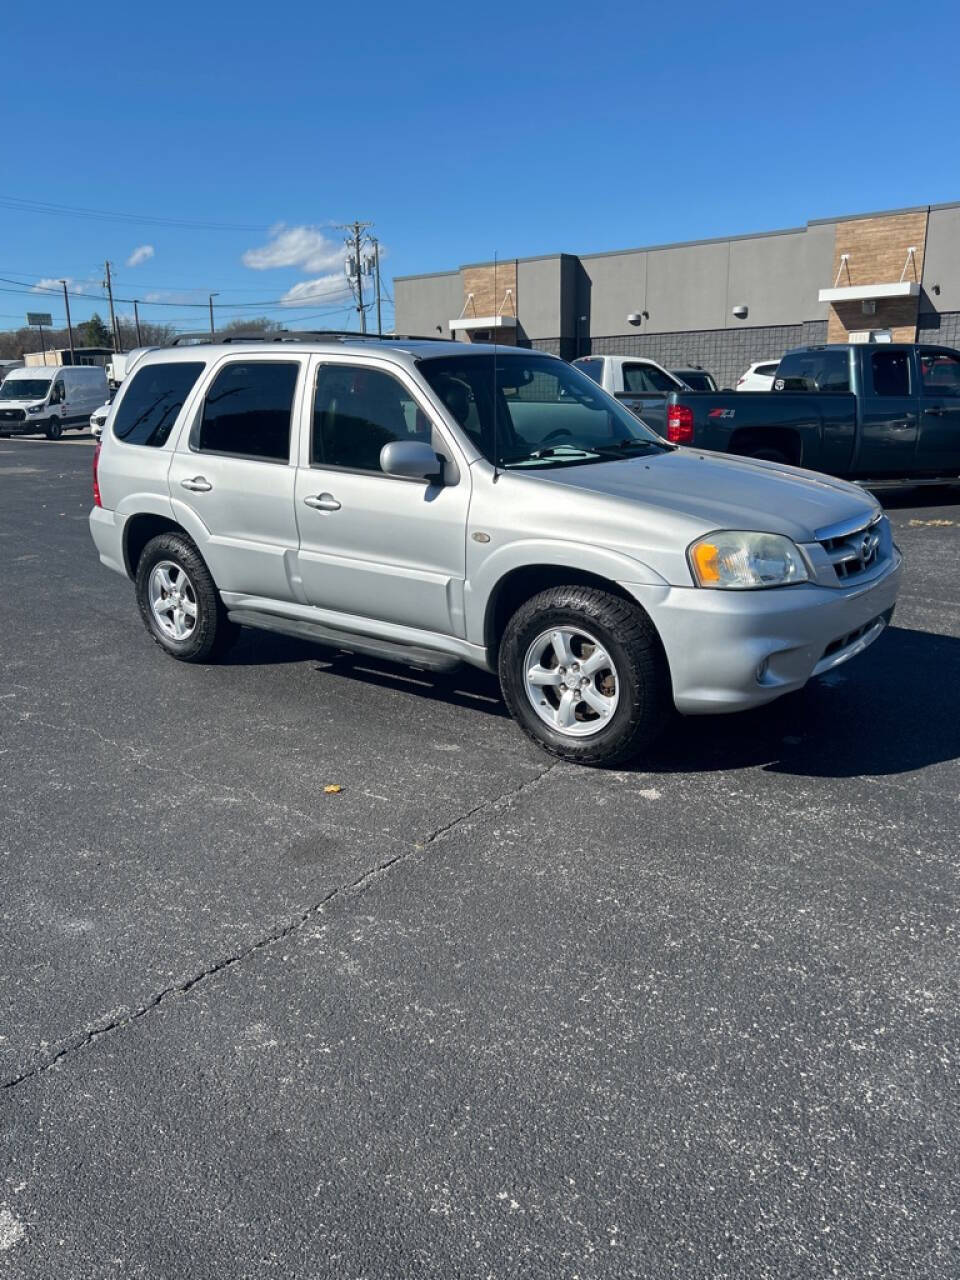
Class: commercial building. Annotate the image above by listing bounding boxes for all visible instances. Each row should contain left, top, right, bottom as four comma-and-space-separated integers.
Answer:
394, 201, 960, 389
23, 347, 112, 368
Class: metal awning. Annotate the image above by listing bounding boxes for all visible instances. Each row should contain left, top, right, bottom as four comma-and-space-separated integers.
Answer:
818, 281, 920, 303
449, 315, 517, 332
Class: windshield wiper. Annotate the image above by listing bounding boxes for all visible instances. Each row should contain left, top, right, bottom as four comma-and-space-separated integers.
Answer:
501, 445, 601, 466
593, 438, 674, 457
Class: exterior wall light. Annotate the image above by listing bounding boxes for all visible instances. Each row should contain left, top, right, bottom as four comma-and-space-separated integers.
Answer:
732, 305, 748, 319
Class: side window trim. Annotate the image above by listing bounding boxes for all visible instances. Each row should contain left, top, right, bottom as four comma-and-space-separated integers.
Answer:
187, 356, 303, 463
306, 357, 461, 484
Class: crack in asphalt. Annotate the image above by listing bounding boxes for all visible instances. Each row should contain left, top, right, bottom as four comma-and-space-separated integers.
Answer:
1, 760, 558, 1095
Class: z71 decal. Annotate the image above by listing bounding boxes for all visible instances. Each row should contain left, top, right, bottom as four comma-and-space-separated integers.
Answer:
707, 408, 736, 419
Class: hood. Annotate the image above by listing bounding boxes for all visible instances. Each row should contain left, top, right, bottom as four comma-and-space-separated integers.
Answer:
527, 448, 878, 543
0, 399, 44, 411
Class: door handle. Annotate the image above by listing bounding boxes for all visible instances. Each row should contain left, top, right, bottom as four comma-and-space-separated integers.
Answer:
304, 493, 341, 511
181, 476, 212, 492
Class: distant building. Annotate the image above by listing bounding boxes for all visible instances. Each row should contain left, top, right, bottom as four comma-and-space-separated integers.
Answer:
395, 201, 960, 388
23, 347, 112, 369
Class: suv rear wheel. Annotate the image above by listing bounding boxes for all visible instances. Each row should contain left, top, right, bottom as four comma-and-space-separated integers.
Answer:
498, 586, 670, 766
135, 532, 237, 663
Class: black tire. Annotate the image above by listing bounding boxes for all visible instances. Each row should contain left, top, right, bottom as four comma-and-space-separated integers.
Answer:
135, 532, 237, 663
498, 586, 671, 767
45, 418, 62, 441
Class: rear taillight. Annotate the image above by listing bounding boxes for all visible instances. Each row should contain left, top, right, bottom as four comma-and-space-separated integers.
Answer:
92, 441, 102, 508
666, 404, 695, 444
736, 376, 746, 386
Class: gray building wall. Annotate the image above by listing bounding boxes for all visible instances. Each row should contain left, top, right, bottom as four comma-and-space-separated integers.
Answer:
393, 202, 960, 382
516, 257, 563, 340
920, 205, 960, 314
394, 271, 461, 337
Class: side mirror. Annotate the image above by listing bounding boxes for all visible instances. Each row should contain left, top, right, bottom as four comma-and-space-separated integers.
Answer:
380, 439, 443, 483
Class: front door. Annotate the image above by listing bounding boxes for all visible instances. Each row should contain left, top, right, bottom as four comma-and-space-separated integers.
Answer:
294, 359, 470, 637
168, 357, 304, 602
855, 346, 919, 476
917, 347, 960, 474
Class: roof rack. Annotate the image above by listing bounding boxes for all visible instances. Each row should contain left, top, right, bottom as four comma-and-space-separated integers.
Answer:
167, 330, 453, 347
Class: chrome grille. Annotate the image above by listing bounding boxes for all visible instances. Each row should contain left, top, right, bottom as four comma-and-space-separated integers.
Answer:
817, 514, 886, 583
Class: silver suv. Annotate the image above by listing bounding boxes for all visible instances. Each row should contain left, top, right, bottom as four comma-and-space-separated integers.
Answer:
90, 334, 901, 766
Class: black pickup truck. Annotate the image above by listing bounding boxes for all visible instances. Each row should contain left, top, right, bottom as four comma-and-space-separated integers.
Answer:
663, 343, 960, 481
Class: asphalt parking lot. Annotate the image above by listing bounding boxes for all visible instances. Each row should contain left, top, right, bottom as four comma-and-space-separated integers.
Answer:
2, 433, 958, 1278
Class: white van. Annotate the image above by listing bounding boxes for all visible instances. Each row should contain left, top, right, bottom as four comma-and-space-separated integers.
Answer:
0, 365, 108, 439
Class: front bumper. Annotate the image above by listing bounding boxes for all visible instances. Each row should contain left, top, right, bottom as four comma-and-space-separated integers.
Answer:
623, 549, 903, 714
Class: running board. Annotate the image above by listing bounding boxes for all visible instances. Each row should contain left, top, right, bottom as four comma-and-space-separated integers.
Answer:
226, 608, 462, 673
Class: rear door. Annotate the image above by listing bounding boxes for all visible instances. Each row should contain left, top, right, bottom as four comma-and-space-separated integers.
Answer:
854, 347, 919, 476
293, 358, 470, 636
917, 347, 960, 474
168, 356, 304, 601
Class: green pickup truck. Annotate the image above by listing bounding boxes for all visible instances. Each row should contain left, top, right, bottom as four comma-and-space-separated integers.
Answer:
664, 343, 960, 481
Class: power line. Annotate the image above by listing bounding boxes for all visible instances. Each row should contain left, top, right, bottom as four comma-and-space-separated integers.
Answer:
0, 195, 266, 233
0, 275, 357, 313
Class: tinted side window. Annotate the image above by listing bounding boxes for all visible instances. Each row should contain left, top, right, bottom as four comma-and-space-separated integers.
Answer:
775, 351, 850, 392
313, 366, 431, 472
757, 363, 780, 377
622, 362, 677, 393
676, 371, 712, 391
575, 358, 603, 384
871, 350, 911, 397
113, 361, 205, 447
196, 361, 298, 462
920, 350, 960, 397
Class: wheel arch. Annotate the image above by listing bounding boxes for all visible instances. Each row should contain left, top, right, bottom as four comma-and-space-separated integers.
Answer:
124, 513, 191, 578
484, 563, 650, 659
728, 425, 803, 465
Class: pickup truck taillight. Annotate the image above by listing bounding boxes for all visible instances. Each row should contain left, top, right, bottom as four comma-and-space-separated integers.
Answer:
666, 404, 695, 444
92, 441, 102, 508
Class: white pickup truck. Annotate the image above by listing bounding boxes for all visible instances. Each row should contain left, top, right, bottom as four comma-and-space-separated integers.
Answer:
572, 355, 687, 435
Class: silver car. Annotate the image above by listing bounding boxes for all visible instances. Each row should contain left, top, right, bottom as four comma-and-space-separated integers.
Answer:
89, 336, 901, 766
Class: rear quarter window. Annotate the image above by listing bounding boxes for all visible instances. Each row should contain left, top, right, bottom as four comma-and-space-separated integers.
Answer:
112, 362, 205, 447
774, 351, 850, 393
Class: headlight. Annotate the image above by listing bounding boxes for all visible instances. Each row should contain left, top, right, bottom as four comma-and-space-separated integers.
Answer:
26, 404, 44, 414
688, 531, 809, 589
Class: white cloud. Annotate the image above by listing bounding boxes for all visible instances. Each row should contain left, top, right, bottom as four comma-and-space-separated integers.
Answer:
243, 224, 345, 274
32, 277, 69, 292
279, 274, 353, 307
126, 244, 155, 268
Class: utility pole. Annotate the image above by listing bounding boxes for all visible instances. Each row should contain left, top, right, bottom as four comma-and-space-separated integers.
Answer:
103, 260, 119, 352
373, 240, 382, 336
208, 292, 219, 339
338, 220, 372, 333
133, 300, 142, 346
60, 280, 75, 365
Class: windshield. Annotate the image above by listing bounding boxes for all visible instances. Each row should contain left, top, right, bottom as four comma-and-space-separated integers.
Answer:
0, 379, 50, 401
419, 353, 670, 469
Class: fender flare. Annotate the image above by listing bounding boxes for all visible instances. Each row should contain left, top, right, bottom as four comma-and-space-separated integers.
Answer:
466, 537, 669, 646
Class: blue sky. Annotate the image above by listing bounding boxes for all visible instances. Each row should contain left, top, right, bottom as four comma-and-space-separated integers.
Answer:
2, 0, 959, 336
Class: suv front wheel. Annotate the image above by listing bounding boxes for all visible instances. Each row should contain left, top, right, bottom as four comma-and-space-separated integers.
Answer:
135, 532, 237, 663
498, 586, 670, 766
